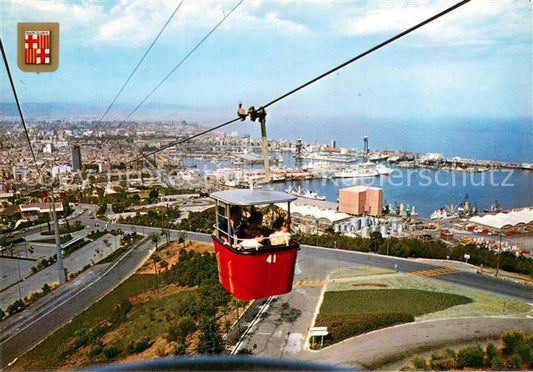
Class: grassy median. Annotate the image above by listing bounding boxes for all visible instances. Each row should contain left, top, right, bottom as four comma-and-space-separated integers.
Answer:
313, 267, 531, 348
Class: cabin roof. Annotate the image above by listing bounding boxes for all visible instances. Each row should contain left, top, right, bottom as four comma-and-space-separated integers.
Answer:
210, 189, 296, 206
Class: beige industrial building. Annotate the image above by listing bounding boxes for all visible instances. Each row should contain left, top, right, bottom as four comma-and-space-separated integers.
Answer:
276, 199, 350, 234
338, 185, 383, 217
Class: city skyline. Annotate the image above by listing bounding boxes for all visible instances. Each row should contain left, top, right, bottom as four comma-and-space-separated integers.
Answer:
1, 1, 531, 125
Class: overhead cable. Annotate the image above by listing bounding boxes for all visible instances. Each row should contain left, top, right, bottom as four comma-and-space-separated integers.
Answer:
120, 0, 244, 125
0, 37, 41, 177
96, 0, 185, 126
127, 0, 470, 164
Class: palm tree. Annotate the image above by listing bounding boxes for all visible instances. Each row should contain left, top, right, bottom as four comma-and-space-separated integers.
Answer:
150, 232, 160, 250
161, 228, 170, 244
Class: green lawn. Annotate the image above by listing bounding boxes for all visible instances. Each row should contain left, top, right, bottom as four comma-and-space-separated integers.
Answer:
13, 274, 160, 370
326, 268, 531, 319
13, 248, 231, 370
319, 289, 472, 316
315, 289, 472, 346
33, 234, 73, 244
314, 266, 532, 348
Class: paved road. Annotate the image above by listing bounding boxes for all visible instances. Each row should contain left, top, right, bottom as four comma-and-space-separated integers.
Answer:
0, 236, 151, 370
303, 245, 532, 302
302, 317, 533, 369
1, 226, 531, 370
0, 233, 121, 309
238, 245, 532, 363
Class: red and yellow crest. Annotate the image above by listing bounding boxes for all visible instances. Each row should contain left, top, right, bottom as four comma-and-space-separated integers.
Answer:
18, 23, 59, 72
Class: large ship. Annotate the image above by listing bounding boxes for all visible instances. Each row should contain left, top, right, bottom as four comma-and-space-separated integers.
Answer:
332, 168, 379, 178
332, 162, 392, 178
430, 208, 454, 220
285, 185, 326, 201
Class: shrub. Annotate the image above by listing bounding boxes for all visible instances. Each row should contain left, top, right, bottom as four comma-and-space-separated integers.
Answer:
429, 356, 456, 371
485, 342, 497, 366
316, 312, 414, 345
490, 356, 505, 370
456, 345, 484, 368
103, 346, 121, 359
88, 345, 103, 357
167, 316, 197, 343
42, 283, 51, 294
7, 299, 26, 315
196, 318, 224, 355
516, 342, 533, 365
410, 356, 429, 370
173, 343, 187, 356
430, 348, 457, 370
0, 308, 5, 319
507, 353, 522, 370
132, 337, 153, 353
502, 329, 525, 355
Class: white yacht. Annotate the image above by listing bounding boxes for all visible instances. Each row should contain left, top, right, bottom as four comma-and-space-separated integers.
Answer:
285, 185, 326, 201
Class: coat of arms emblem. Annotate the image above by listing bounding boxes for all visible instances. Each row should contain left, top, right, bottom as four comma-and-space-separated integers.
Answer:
18, 23, 59, 72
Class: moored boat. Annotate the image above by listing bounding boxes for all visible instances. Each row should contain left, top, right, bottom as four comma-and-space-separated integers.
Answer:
285, 185, 326, 200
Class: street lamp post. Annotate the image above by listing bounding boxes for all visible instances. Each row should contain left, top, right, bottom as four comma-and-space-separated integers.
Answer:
495, 230, 502, 277
17, 261, 22, 300
49, 191, 66, 283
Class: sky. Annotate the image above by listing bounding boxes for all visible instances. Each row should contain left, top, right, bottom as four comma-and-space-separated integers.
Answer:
1, 0, 532, 148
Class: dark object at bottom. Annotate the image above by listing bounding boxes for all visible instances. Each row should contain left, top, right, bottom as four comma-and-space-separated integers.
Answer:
87, 355, 352, 371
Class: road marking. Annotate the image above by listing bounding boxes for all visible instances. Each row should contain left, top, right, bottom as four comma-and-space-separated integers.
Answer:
231, 297, 273, 355
283, 332, 303, 354
0, 237, 150, 348
293, 279, 325, 287
410, 267, 461, 277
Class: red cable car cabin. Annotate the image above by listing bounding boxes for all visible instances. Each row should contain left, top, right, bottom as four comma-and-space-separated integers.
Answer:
211, 189, 299, 300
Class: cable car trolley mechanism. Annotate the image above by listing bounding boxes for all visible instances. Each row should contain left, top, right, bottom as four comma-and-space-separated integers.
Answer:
211, 189, 300, 300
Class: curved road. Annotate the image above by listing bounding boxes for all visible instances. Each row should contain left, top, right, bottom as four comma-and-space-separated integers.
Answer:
236, 244, 532, 364
0, 225, 531, 370
0, 236, 151, 369
303, 245, 532, 302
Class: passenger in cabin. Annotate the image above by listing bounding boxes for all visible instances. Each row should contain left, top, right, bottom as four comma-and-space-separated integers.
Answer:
236, 210, 272, 249
218, 206, 244, 246
242, 210, 264, 237
269, 218, 291, 246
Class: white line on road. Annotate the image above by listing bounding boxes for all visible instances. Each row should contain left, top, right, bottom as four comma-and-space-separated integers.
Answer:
1, 237, 150, 349
231, 297, 273, 355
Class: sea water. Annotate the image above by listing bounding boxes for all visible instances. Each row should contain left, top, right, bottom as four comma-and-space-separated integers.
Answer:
185, 153, 532, 218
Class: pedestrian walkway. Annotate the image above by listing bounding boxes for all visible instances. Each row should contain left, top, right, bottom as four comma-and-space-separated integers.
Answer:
301, 317, 533, 369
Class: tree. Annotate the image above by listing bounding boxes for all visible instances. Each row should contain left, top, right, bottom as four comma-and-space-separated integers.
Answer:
161, 228, 170, 244
151, 232, 160, 250
485, 343, 498, 366
369, 231, 383, 253
196, 318, 224, 354
149, 189, 159, 202
178, 231, 186, 247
